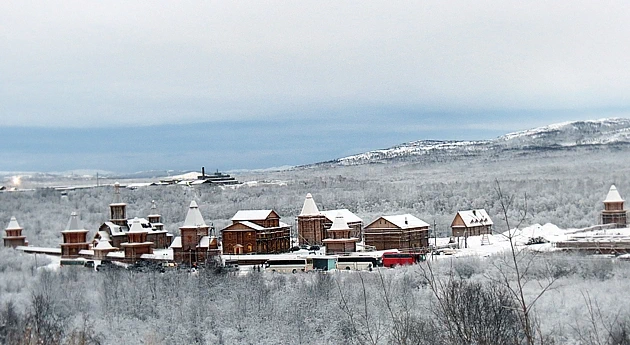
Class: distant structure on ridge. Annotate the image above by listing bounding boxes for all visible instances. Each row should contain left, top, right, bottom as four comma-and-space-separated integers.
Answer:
3, 216, 27, 248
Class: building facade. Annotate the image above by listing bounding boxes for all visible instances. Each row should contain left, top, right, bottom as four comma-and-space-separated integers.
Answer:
222, 210, 291, 254
451, 209, 493, 237
3, 216, 27, 248
60, 212, 90, 258
170, 201, 219, 266
322, 213, 358, 254
364, 214, 430, 251
297, 193, 363, 246
601, 185, 627, 227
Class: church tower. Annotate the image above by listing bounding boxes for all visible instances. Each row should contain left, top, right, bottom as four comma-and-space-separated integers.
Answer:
60, 212, 89, 258
3, 216, 27, 248
109, 182, 127, 227
147, 200, 163, 230
297, 193, 327, 246
602, 185, 627, 227
323, 213, 358, 254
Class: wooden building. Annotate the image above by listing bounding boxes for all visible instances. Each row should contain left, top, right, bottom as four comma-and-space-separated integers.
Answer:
601, 185, 627, 227
364, 214, 430, 251
60, 212, 90, 258
3, 216, 27, 248
297, 193, 328, 246
451, 209, 493, 237
170, 201, 219, 266
222, 210, 291, 254
94, 186, 172, 250
322, 213, 358, 254
120, 218, 154, 262
297, 193, 363, 245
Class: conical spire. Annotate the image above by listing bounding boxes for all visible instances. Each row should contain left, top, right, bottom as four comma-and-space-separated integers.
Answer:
605, 185, 624, 202
6, 216, 21, 230
329, 212, 351, 231
183, 200, 207, 227
300, 193, 321, 216
65, 212, 81, 230
111, 182, 125, 204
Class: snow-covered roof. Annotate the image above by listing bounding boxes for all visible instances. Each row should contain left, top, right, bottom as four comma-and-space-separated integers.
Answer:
456, 209, 493, 227
96, 230, 111, 241
199, 236, 210, 248
381, 214, 430, 229
604, 185, 625, 202
182, 201, 207, 228
231, 210, 274, 221
65, 212, 82, 231
236, 221, 266, 231
328, 212, 351, 231
300, 193, 321, 216
170, 236, 182, 249
128, 218, 147, 233
6, 216, 21, 230
95, 240, 115, 250
103, 222, 124, 234
322, 209, 362, 224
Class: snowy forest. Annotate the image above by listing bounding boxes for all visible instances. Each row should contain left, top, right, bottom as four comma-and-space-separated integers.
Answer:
2, 143, 630, 344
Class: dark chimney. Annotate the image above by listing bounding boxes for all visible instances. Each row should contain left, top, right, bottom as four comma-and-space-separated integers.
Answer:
202, 166, 205, 177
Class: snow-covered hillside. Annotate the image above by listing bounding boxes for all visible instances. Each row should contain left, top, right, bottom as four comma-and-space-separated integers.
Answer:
327, 118, 630, 166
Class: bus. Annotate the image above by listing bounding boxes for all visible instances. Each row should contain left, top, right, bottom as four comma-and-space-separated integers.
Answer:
381, 252, 425, 268
264, 258, 308, 273
336, 255, 378, 271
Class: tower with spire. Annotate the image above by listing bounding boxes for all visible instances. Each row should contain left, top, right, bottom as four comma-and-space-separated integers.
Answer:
170, 201, 215, 266
60, 212, 90, 258
602, 185, 628, 227
109, 182, 128, 227
322, 212, 358, 254
297, 193, 328, 246
3, 216, 27, 248
146, 200, 171, 249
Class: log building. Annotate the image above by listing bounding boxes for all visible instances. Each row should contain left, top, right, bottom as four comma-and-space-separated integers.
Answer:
363, 214, 430, 251
60, 212, 90, 258
322, 213, 358, 254
3, 216, 27, 248
601, 185, 627, 227
451, 209, 493, 237
170, 201, 219, 266
297, 193, 363, 246
221, 210, 291, 254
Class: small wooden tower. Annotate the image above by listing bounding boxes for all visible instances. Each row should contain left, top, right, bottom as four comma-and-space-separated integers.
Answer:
93, 240, 118, 260
602, 185, 627, 227
147, 200, 163, 230
109, 182, 127, 227
172, 201, 210, 265
3, 216, 27, 248
60, 212, 90, 258
323, 213, 358, 254
120, 218, 153, 262
297, 193, 327, 246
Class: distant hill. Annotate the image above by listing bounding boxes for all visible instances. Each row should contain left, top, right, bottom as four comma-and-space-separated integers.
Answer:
310, 118, 630, 166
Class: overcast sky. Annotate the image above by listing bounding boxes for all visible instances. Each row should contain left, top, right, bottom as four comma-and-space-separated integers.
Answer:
2, 1, 630, 173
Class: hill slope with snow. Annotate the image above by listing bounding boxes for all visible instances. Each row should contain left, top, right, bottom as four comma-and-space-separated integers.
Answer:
318, 118, 630, 166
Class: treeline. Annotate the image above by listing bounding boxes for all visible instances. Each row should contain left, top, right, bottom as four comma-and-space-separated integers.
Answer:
1, 246, 630, 344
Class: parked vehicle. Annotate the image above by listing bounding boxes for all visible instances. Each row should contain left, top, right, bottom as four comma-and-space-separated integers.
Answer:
336, 255, 378, 271
264, 258, 307, 273
381, 252, 425, 268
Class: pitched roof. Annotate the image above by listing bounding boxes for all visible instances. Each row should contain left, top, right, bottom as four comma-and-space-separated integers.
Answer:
128, 218, 147, 233
231, 210, 275, 221
381, 214, 430, 229
95, 240, 115, 250
321, 209, 362, 224
328, 213, 351, 231
300, 193, 321, 216
169, 236, 182, 249
182, 201, 207, 228
605, 185, 625, 202
456, 209, 493, 227
6, 216, 21, 230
